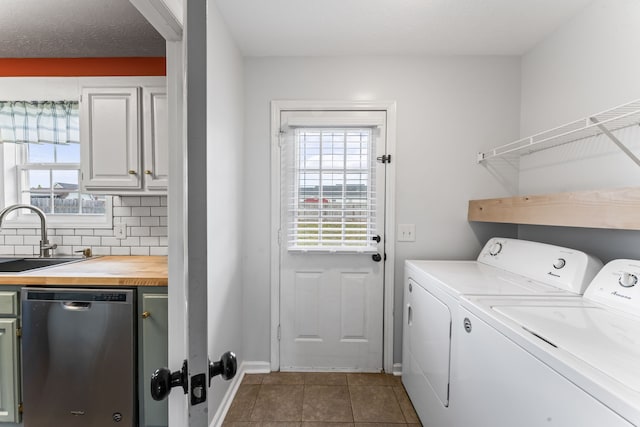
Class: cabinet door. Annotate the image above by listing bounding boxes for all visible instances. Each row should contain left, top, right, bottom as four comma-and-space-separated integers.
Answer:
143, 87, 169, 191
0, 318, 19, 423
140, 293, 168, 427
81, 87, 142, 190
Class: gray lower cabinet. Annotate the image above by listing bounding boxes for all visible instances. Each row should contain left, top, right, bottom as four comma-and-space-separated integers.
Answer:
0, 291, 20, 424
138, 289, 168, 427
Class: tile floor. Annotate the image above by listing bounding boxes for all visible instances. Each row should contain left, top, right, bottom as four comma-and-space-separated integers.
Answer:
223, 372, 422, 426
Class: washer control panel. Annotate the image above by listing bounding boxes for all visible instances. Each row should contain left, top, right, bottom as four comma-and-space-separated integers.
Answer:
477, 238, 603, 294
584, 259, 640, 316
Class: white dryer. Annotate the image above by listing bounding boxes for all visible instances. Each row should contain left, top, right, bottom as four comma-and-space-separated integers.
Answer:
456, 259, 640, 427
402, 237, 603, 427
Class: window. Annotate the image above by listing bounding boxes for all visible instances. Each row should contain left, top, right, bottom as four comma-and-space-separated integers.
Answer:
286, 127, 377, 251
0, 101, 111, 228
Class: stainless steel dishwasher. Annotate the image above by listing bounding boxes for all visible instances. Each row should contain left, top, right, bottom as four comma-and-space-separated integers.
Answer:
22, 288, 135, 427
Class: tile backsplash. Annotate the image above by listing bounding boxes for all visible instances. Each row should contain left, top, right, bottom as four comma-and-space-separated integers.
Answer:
0, 196, 168, 257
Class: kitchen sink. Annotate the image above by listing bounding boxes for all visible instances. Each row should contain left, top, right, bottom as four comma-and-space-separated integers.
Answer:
0, 257, 85, 273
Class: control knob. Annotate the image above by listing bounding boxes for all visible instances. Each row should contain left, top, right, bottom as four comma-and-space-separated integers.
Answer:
618, 272, 638, 288
488, 242, 503, 256
553, 258, 566, 269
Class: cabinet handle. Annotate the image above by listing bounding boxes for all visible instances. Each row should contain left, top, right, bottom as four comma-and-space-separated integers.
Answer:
128, 170, 137, 175
145, 170, 153, 175
142, 311, 151, 319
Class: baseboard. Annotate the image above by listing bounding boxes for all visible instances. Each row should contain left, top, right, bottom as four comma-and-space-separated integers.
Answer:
392, 363, 402, 376
210, 361, 271, 427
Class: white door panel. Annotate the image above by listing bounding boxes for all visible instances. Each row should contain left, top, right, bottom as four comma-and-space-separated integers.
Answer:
279, 110, 387, 372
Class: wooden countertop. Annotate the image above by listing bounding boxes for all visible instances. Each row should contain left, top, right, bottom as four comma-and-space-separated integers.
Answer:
0, 256, 168, 286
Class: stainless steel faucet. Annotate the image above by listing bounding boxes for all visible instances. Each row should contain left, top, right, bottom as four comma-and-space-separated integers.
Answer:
0, 204, 57, 257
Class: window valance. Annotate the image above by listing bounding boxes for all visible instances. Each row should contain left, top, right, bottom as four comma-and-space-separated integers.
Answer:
0, 101, 79, 144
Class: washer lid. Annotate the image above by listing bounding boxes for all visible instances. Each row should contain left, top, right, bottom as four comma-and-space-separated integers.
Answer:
494, 305, 640, 392
407, 261, 573, 296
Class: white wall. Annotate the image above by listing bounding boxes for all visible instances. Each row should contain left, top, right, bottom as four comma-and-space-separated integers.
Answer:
206, 1, 245, 421
518, 0, 640, 262
242, 56, 521, 364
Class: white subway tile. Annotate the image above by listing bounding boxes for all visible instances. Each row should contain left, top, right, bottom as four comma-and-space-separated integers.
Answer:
54, 229, 75, 236
140, 237, 160, 247
0, 236, 4, 245
54, 246, 72, 256
111, 247, 131, 256
112, 196, 122, 207
119, 217, 141, 226
140, 216, 160, 227
16, 228, 37, 235
5, 236, 23, 245
160, 196, 168, 206
15, 246, 36, 255
113, 207, 132, 217
121, 197, 142, 207
74, 229, 94, 236
150, 207, 167, 217
150, 247, 168, 256
94, 229, 114, 236
150, 227, 167, 237
159, 236, 168, 246
159, 216, 168, 226
140, 196, 160, 207
23, 236, 41, 245
0, 229, 16, 235
92, 247, 111, 256
101, 237, 122, 247
82, 236, 101, 246
63, 236, 82, 246
131, 247, 150, 256
50, 236, 63, 245
131, 207, 151, 217
130, 227, 150, 237
0, 247, 14, 255
120, 237, 140, 247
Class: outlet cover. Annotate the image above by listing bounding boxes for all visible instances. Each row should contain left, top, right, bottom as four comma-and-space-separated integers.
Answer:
397, 224, 416, 242
114, 224, 127, 239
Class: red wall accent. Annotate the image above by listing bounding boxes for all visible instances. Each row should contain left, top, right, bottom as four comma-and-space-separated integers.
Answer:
0, 57, 166, 77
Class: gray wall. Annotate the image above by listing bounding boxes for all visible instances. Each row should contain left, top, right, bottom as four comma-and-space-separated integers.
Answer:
206, 1, 245, 420
517, 0, 640, 261
242, 55, 521, 365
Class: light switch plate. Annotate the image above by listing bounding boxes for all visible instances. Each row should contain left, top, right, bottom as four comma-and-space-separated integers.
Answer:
397, 224, 416, 242
114, 224, 127, 239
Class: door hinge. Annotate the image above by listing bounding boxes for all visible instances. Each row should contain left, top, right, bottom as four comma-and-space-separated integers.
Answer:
18, 403, 23, 414
376, 154, 391, 164
16, 327, 21, 338
277, 324, 281, 340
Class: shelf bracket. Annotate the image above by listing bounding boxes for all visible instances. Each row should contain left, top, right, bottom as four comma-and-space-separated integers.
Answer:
590, 117, 640, 168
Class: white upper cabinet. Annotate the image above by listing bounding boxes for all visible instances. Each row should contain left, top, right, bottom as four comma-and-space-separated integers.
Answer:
143, 87, 169, 191
80, 82, 168, 194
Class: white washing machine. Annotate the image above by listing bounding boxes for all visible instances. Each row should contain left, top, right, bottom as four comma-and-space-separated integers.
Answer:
456, 259, 640, 427
402, 237, 603, 427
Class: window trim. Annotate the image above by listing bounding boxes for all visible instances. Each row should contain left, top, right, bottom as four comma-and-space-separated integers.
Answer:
1, 143, 113, 229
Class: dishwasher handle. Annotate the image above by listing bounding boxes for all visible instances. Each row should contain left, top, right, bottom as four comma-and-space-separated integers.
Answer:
61, 301, 92, 311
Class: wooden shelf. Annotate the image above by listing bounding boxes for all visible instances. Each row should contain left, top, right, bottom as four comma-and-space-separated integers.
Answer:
468, 187, 640, 230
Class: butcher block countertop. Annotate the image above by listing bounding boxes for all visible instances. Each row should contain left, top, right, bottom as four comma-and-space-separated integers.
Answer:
0, 256, 168, 286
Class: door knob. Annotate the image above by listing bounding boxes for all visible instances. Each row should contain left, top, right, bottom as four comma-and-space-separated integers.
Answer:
371, 235, 381, 243
209, 351, 237, 385
150, 360, 188, 401
372, 253, 382, 262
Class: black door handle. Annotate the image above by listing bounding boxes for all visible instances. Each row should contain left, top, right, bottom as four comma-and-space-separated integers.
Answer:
371, 235, 381, 243
209, 351, 238, 385
372, 253, 382, 262
150, 360, 188, 401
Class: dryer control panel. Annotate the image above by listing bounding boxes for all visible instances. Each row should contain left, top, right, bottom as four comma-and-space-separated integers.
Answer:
584, 259, 640, 316
477, 238, 603, 295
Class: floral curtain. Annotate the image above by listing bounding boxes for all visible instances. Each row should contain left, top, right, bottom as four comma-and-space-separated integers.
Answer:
0, 101, 79, 144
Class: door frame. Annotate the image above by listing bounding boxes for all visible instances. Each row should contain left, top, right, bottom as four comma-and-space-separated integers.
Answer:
270, 100, 397, 373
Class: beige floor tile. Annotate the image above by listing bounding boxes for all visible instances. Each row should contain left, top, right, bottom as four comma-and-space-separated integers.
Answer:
302, 385, 353, 422
262, 372, 306, 385
354, 424, 411, 426
393, 386, 420, 424
303, 423, 355, 427
222, 422, 261, 427
225, 384, 260, 422
347, 373, 396, 386
261, 423, 302, 427
349, 385, 406, 424
304, 372, 348, 385
250, 384, 304, 421
242, 374, 265, 385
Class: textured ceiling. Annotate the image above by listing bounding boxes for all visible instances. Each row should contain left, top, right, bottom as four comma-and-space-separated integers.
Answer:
0, 0, 165, 58
216, 0, 595, 56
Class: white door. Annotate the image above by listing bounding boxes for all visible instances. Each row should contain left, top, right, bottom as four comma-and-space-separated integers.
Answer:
279, 110, 388, 372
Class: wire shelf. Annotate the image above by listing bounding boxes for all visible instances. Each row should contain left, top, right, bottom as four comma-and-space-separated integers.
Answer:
478, 98, 640, 164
